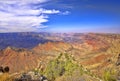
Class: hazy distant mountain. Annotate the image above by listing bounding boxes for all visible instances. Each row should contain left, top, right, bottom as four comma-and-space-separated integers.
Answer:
0, 32, 84, 49
0, 32, 54, 49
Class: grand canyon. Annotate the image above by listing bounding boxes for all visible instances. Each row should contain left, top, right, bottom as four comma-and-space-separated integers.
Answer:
0, 32, 120, 81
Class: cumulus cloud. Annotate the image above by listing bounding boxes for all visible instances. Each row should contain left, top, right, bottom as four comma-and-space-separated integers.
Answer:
0, 0, 69, 32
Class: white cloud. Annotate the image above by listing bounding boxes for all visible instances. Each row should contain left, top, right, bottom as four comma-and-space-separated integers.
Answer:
0, 0, 69, 32
42, 9, 60, 14
0, 0, 48, 5
61, 11, 70, 15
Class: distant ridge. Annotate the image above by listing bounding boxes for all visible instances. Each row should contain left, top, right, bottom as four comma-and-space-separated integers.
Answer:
0, 32, 83, 49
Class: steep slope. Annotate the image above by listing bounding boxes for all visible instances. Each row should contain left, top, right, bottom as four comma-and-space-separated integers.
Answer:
33, 42, 72, 56
0, 42, 72, 73
0, 47, 41, 73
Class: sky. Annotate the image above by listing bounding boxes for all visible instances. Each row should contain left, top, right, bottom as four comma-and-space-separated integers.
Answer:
0, 0, 120, 33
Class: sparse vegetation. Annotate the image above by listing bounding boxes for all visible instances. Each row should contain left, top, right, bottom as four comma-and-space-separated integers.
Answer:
103, 69, 117, 81
43, 53, 100, 81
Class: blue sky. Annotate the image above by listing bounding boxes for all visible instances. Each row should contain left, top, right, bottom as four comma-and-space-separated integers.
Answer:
0, 0, 120, 33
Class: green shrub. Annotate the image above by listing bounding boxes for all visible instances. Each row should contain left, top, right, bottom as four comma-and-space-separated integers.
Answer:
44, 59, 65, 81
44, 53, 83, 81
103, 70, 117, 81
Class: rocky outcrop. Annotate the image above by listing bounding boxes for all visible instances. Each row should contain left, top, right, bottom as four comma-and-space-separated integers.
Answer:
116, 54, 120, 66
